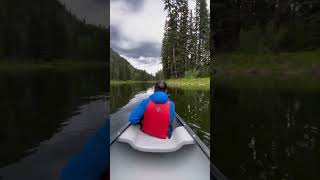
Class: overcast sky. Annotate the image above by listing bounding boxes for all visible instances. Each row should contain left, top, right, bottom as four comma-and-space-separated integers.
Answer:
111, 0, 209, 75
58, 0, 209, 75
59, 0, 109, 27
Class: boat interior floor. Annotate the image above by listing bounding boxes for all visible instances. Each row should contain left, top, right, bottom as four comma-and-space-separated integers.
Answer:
110, 141, 210, 180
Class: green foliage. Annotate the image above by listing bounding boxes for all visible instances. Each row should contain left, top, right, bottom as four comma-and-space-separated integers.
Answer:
0, 0, 108, 62
161, 0, 209, 79
213, 0, 320, 53
184, 66, 209, 78
110, 49, 154, 81
239, 25, 268, 53
213, 50, 320, 75
166, 77, 209, 90
155, 70, 164, 80
184, 70, 198, 78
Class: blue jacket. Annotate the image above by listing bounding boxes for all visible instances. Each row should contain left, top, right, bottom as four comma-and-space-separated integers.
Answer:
129, 91, 175, 137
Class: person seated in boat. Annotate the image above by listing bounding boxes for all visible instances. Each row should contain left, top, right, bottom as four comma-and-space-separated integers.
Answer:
129, 81, 175, 139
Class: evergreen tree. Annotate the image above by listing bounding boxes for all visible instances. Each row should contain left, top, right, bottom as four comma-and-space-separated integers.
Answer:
0, 0, 108, 62
161, 20, 171, 79
161, 0, 209, 79
163, 0, 179, 78
176, 0, 189, 77
198, 0, 210, 66
187, 10, 197, 71
110, 49, 154, 81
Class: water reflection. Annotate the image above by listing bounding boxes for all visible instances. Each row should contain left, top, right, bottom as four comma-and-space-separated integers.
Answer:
110, 83, 153, 113
169, 88, 210, 146
213, 76, 320, 180
0, 67, 108, 168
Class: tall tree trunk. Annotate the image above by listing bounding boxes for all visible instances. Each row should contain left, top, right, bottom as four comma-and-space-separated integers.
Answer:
173, 43, 178, 78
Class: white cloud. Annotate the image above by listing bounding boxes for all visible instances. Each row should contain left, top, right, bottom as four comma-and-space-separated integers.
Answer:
121, 55, 162, 75
111, 0, 210, 74
111, 0, 166, 50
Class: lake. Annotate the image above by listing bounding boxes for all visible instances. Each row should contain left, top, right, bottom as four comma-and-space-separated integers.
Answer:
0, 66, 108, 179
110, 83, 210, 147
213, 75, 320, 180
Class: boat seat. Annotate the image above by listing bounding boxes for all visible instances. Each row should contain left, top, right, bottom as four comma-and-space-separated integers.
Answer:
118, 125, 194, 152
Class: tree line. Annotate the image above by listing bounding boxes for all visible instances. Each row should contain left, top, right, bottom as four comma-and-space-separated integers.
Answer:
0, 0, 108, 62
213, 0, 320, 53
161, 0, 210, 79
110, 49, 154, 81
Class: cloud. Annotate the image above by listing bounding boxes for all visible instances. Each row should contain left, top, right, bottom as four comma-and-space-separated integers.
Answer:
111, 0, 144, 12
121, 55, 162, 75
110, 0, 166, 74
111, 0, 210, 74
110, 0, 166, 51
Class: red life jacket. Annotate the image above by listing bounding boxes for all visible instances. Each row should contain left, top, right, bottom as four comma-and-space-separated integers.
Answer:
141, 100, 170, 139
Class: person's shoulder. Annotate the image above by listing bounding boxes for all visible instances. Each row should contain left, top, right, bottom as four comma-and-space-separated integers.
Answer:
140, 98, 150, 105
169, 100, 175, 106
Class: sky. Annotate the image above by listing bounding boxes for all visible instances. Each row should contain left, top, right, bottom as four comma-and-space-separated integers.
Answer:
111, 0, 210, 75
58, 0, 209, 75
110, 0, 165, 75
59, 0, 109, 27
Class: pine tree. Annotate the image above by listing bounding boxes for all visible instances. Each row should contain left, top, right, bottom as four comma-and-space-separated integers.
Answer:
161, 0, 210, 79
187, 10, 197, 71
163, 0, 179, 78
176, 0, 189, 77
198, 0, 209, 66
161, 20, 171, 79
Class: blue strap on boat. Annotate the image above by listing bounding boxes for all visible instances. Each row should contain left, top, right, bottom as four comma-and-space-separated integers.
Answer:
60, 121, 109, 180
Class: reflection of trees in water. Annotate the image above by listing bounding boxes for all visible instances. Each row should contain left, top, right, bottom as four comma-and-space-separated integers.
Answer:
110, 83, 153, 113
214, 86, 320, 180
0, 68, 107, 167
168, 88, 210, 146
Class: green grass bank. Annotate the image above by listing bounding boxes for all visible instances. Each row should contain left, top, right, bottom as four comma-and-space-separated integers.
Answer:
111, 78, 209, 90
110, 80, 155, 85
213, 50, 320, 76
166, 77, 209, 90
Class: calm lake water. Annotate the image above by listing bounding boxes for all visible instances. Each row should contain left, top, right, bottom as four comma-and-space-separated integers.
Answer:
213, 75, 320, 180
0, 67, 108, 179
111, 83, 210, 147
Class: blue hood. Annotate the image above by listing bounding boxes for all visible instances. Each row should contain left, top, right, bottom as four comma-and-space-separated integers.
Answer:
149, 91, 169, 104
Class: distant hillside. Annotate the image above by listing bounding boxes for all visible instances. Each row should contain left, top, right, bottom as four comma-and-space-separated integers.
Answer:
110, 49, 153, 81
0, 0, 108, 62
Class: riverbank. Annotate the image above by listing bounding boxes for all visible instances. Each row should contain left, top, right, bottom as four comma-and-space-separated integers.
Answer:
166, 78, 209, 90
213, 50, 320, 76
0, 61, 107, 72
110, 80, 155, 85
111, 78, 209, 90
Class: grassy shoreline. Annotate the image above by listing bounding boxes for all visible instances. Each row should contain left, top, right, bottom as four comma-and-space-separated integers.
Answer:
111, 78, 210, 90
166, 78, 209, 90
110, 80, 155, 85
0, 61, 107, 72
213, 50, 320, 76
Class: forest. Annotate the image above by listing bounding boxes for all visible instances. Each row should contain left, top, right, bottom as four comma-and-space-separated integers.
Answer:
110, 49, 154, 81
213, 0, 320, 53
160, 0, 210, 79
0, 0, 108, 62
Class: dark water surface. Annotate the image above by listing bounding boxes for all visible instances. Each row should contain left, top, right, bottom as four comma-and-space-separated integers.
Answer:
0, 67, 108, 179
110, 83, 210, 147
110, 83, 152, 114
213, 75, 320, 180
